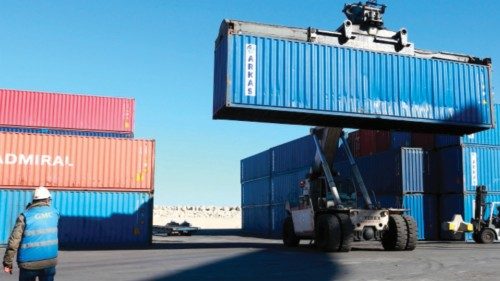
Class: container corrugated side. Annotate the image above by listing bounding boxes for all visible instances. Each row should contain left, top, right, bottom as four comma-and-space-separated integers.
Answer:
0, 127, 133, 138
241, 177, 271, 206
376, 194, 438, 240
242, 205, 271, 237
438, 144, 500, 193
335, 148, 425, 194
271, 167, 309, 204
241, 150, 271, 182
0, 132, 155, 191
272, 135, 315, 174
436, 104, 500, 148
271, 203, 287, 237
213, 20, 493, 135
0, 89, 134, 133
0, 189, 152, 247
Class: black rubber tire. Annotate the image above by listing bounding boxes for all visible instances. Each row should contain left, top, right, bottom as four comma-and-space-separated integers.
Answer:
315, 214, 341, 252
336, 213, 354, 252
479, 228, 496, 244
382, 215, 408, 251
283, 216, 300, 247
402, 215, 418, 251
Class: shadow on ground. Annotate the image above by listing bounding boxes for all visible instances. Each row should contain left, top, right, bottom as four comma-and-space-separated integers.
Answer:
142, 247, 340, 281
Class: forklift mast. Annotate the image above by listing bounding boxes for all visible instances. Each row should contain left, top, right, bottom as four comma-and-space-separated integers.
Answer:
475, 185, 487, 223
311, 127, 374, 210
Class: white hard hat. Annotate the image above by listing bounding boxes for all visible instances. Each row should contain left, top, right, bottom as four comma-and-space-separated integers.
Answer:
33, 186, 51, 200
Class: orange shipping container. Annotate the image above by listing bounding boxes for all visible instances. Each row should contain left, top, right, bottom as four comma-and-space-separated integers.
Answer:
0, 133, 154, 192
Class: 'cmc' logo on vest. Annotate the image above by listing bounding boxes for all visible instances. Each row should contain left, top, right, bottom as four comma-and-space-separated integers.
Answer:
34, 212, 53, 220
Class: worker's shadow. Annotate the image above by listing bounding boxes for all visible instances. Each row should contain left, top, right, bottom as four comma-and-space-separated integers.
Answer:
142, 246, 340, 281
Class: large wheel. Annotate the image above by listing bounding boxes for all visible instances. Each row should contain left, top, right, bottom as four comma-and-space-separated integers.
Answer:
315, 214, 341, 252
402, 215, 418, 251
478, 228, 496, 244
382, 214, 408, 251
283, 216, 300, 247
336, 213, 354, 252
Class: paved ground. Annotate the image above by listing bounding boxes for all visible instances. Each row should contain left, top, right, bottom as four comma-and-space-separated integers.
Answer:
1, 230, 499, 281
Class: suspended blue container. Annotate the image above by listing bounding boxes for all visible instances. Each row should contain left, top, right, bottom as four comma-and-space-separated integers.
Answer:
0, 189, 152, 247
0, 127, 133, 138
214, 20, 493, 134
375, 194, 438, 240
439, 192, 500, 240
242, 205, 271, 237
335, 147, 427, 194
438, 145, 500, 193
241, 177, 271, 207
241, 150, 271, 182
435, 105, 500, 148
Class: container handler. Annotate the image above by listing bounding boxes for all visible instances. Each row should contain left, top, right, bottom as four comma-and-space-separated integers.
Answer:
283, 127, 417, 252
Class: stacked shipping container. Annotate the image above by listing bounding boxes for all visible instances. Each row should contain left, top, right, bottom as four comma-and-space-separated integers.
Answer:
333, 148, 439, 240
434, 106, 500, 240
0, 89, 154, 247
241, 136, 314, 237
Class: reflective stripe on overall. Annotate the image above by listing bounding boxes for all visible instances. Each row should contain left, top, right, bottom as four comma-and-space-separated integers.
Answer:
18, 205, 59, 263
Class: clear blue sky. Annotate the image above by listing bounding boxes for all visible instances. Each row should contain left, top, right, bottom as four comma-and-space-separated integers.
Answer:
0, 1, 498, 206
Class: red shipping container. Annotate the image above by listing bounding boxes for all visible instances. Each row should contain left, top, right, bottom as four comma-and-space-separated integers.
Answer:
374, 130, 391, 152
0, 133, 154, 192
0, 89, 134, 133
348, 130, 377, 157
411, 133, 435, 150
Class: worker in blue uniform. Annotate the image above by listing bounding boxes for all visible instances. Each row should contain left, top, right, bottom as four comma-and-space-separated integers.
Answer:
3, 186, 60, 281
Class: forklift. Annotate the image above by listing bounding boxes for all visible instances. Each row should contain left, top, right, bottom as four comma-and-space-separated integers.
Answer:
283, 128, 418, 252
446, 186, 500, 244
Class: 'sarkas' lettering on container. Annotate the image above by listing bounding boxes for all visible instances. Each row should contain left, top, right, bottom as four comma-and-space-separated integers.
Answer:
0, 154, 74, 167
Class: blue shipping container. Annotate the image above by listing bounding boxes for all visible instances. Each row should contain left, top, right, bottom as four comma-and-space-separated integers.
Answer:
241, 177, 271, 207
0, 189, 152, 247
271, 203, 287, 238
214, 20, 493, 134
435, 104, 500, 148
271, 167, 310, 204
376, 194, 438, 240
439, 193, 500, 240
335, 148, 426, 194
0, 127, 133, 138
241, 150, 271, 182
438, 145, 500, 193
242, 205, 271, 237
272, 135, 315, 174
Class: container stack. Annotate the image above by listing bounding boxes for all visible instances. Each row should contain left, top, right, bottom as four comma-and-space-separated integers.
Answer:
333, 147, 439, 240
241, 136, 315, 237
0, 89, 155, 248
434, 104, 500, 240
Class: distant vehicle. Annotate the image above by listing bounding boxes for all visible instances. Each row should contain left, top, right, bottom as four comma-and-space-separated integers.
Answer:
445, 186, 500, 244
153, 221, 199, 236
